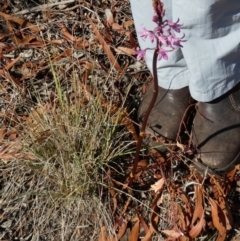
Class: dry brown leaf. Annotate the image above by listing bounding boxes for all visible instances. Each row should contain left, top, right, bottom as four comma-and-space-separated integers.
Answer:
0, 42, 8, 49
209, 198, 226, 241
189, 185, 205, 238
180, 192, 192, 222
0, 142, 22, 163
50, 39, 65, 45
52, 48, 74, 62
104, 28, 112, 43
176, 204, 187, 232
189, 211, 205, 238
115, 47, 136, 55
128, 219, 139, 241
18, 61, 47, 80
0, 144, 12, 155
3, 69, 23, 87
210, 176, 225, 197
0, 69, 4, 76
138, 216, 149, 234
122, 196, 132, 214
74, 39, 89, 49
156, 193, 164, 206
176, 141, 184, 151
18, 36, 36, 46
107, 237, 117, 241
110, 189, 117, 216
0, 12, 39, 32
0, 128, 7, 142
225, 167, 237, 194
210, 178, 233, 231
105, 8, 114, 27
124, 31, 137, 49
191, 185, 204, 226
179, 236, 190, 241
5, 19, 21, 44
116, 220, 128, 240
120, 114, 138, 141
15, 153, 37, 160
0, 153, 15, 161
60, 24, 79, 42
111, 23, 124, 31
4, 54, 22, 71
60, 23, 89, 48
215, 232, 227, 241
149, 148, 165, 164
162, 229, 183, 239
141, 226, 155, 241
24, 38, 45, 48
129, 33, 137, 49
150, 193, 160, 234
150, 178, 164, 193
87, 15, 123, 73
137, 159, 149, 168
8, 132, 17, 141
128, 159, 149, 173
99, 226, 107, 241
217, 196, 232, 231
0, 0, 8, 12
123, 20, 134, 28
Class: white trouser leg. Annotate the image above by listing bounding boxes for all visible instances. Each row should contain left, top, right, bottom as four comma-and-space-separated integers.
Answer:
174, 0, 240, 101
130, 0, 240, 101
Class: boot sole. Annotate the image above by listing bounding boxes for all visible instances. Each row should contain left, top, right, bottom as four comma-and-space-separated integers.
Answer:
193, 150, 240, 176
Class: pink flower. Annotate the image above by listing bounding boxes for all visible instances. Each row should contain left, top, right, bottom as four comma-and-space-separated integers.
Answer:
158, 33, 167, 45
138, 25, 155, 42
154, 26, 163, 32
136, 47, 146, 60
135, 4, 185, 62
152, 11, 159, 23
148, 31, 155, 43
167, 33, 186, 48
167, 19, 182, 33
157, 47, 170, 60
137, 25, 148, 40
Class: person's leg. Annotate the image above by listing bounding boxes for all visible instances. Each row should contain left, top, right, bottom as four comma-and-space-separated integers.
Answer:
130, 0, 191, 148
173, 0, 240, 173
131, 0, 240, 173
173, 0, 240, 102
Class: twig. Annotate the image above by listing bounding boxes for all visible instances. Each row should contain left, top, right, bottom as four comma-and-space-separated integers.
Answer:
15, 0, 81, 15
175, 103, 195, 143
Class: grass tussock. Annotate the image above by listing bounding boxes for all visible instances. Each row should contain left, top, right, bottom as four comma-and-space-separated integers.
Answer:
23, 88, 120, 197
0, 62, 133, 240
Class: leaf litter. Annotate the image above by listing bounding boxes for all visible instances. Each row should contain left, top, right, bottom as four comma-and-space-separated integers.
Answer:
0, 0, 240, 240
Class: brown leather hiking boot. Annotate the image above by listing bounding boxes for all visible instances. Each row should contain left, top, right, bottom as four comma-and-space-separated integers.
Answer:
192, 82, 240, 174
138, 82, 191, 152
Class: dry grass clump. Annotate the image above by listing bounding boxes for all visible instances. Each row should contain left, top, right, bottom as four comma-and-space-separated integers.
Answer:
0, 160, 114, 240
0, 63, 133, 240
23, 87, 124, 197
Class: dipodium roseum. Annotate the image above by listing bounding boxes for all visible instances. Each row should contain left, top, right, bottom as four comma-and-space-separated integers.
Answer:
138, 25, 155, 43
136, 47, 147, 61
136, 1, 185, 61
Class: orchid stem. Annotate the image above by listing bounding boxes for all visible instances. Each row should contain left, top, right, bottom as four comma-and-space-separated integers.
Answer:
128, 48, 159, 187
